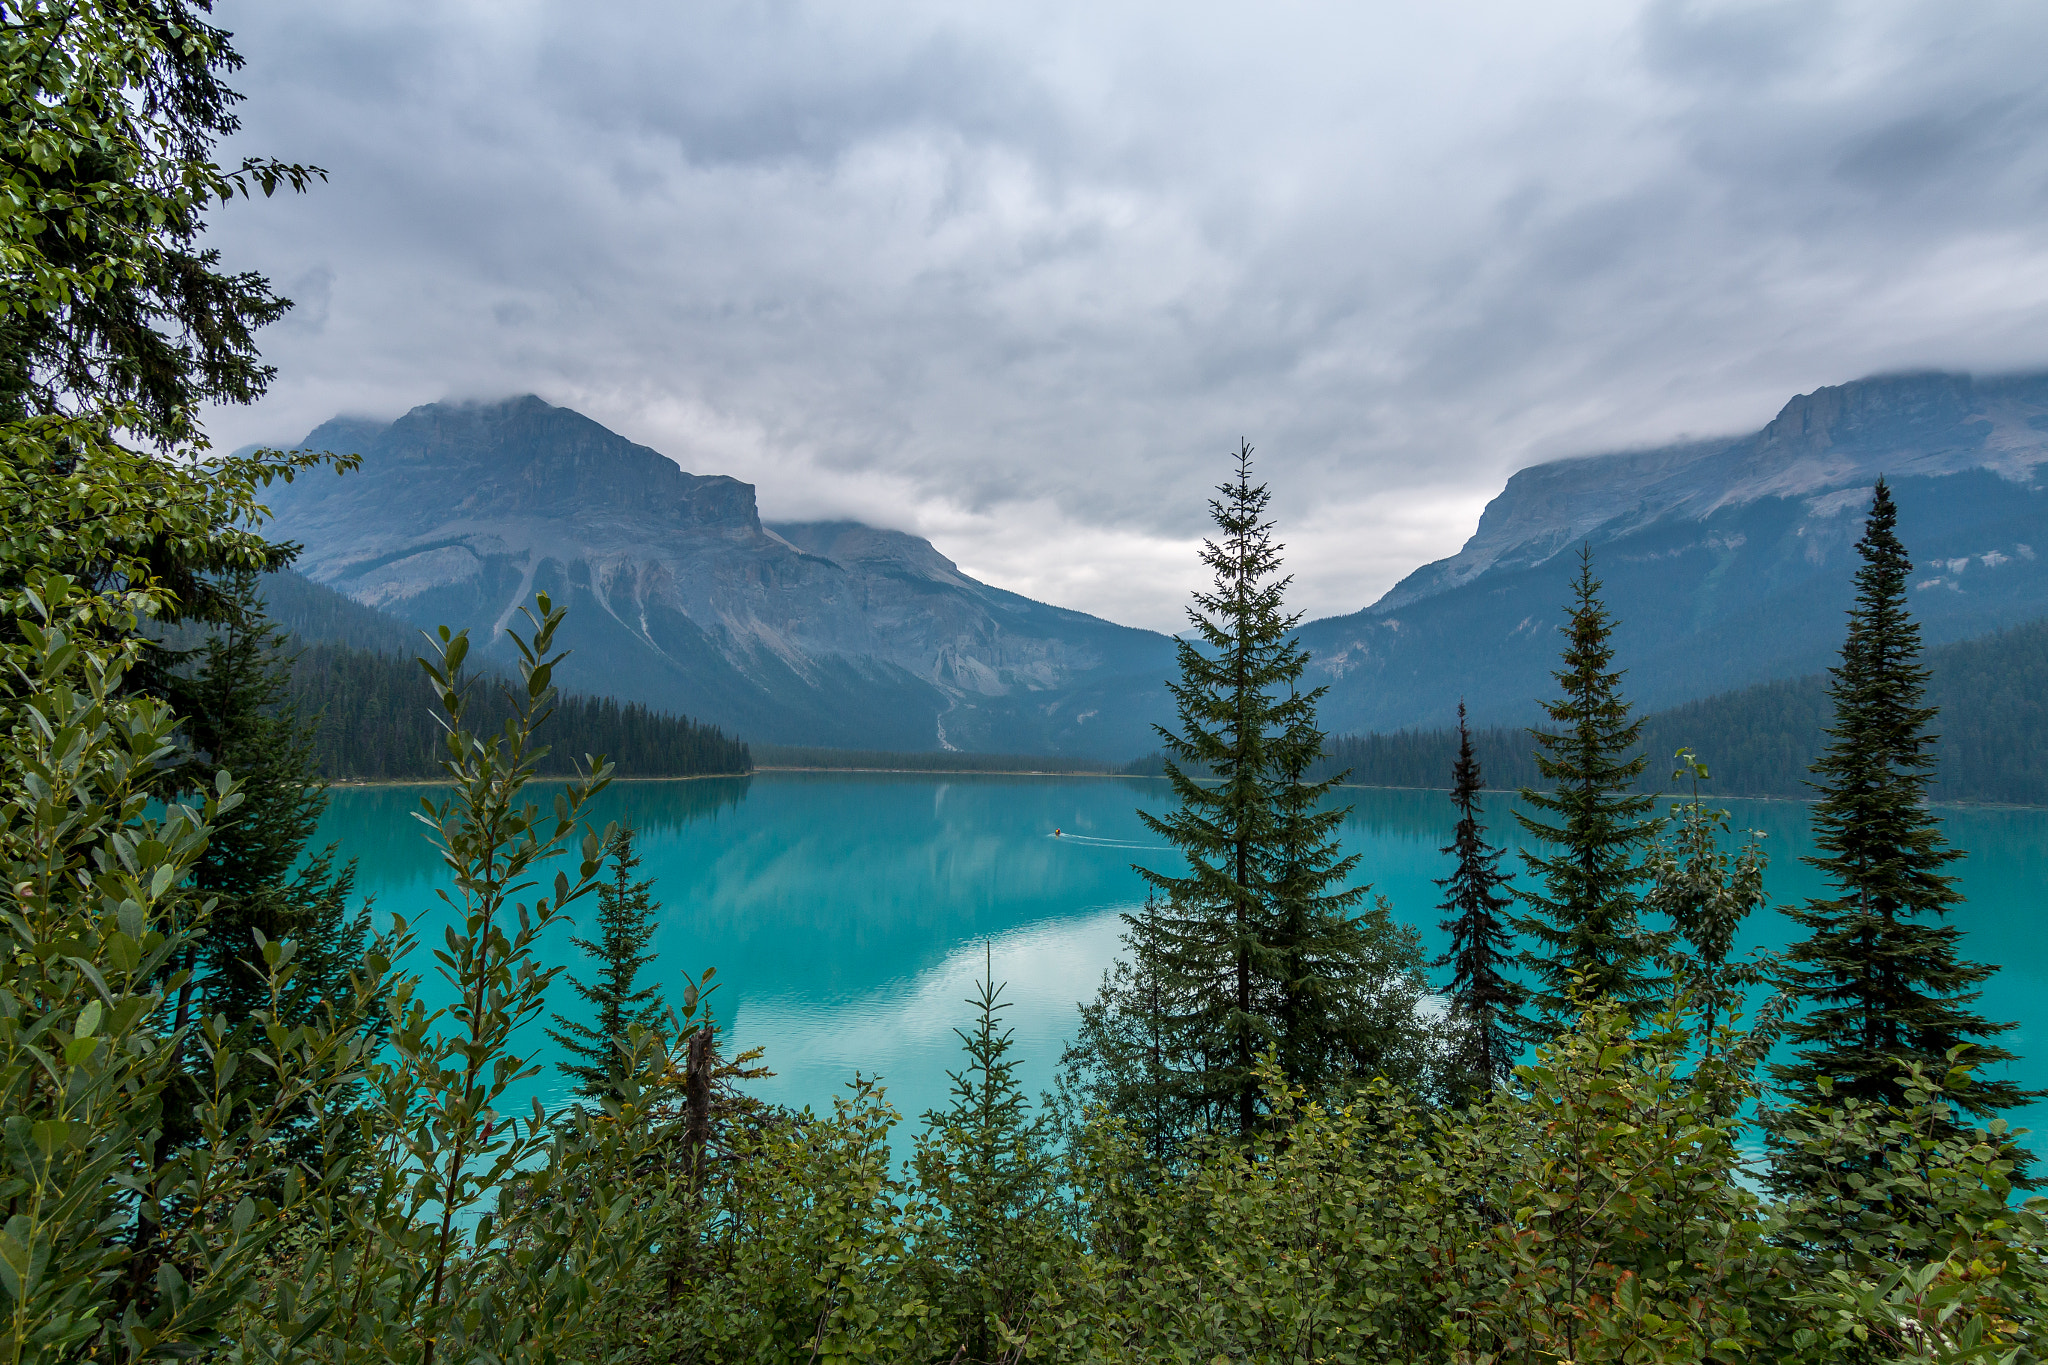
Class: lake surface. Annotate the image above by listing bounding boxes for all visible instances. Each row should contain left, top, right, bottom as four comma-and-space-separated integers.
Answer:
315, 773, 2048, 1143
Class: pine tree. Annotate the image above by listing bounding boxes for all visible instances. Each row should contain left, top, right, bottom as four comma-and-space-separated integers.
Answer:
153, 568, 374, 1159
1433, 702, 1527, 1102
1515, 547, 1663, 1026
1061, 443, 1427, 1145
548, 826, 666, 1101
912, 947, 1060, 1364
1771, 480, 2026, 1120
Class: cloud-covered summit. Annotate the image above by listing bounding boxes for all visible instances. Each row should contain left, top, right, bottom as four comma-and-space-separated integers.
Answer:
207, 0, 2048, 631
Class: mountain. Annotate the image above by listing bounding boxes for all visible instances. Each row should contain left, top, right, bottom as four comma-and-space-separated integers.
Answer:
1269, 615, 2048, 806
1299, 370, 2048, 733
262, 396, 1176, 755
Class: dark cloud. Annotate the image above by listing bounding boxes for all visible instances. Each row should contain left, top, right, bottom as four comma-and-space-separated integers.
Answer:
204, 0, 2048, 630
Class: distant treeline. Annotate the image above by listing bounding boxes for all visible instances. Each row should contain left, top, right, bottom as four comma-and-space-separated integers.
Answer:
1629, 615, 2048, 804
752, 743, 1113, 774
1125, 616, 2048, 806
229, 571, 750, 780
292, 641, 752, 781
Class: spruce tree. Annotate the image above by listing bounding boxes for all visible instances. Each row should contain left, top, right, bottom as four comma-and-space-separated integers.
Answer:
1771, 480, 2026, 1120
549, 825, 666, 1101
1433, 702, 1527, 1102
1061, 443, 1427, 1145
150, 567, 375, 1159
912, 948, 1060, 1364
1515, 548, 1662, 1026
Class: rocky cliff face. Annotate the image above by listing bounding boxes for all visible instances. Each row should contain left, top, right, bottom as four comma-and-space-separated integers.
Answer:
1300, 371, 2048, 734
266, 397, 1174, 754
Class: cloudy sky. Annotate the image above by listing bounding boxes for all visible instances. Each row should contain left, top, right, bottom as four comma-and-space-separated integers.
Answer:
205, 0, 2048, 632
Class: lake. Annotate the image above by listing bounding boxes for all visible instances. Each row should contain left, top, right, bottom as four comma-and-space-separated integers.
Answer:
315, 772, 2048, 1143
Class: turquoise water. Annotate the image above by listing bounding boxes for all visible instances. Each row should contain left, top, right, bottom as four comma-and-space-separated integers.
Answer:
316, 774, 2048, 1142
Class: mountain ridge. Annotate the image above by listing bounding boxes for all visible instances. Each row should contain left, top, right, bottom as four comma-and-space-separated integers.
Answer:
263, 369, 2048, 757
263, 396, 1176, 756
1300, 369, 2048, 733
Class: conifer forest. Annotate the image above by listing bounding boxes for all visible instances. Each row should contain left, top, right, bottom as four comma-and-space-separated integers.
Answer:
1, 5, 2043, 1364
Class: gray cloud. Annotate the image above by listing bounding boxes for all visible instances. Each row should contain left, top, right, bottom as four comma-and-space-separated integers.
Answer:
204, 0, 2048, 631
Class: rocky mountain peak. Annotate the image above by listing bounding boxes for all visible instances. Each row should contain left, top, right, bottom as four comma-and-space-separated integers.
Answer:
295, 395, 760, 543
768, 520, 969, 585
1368, 369, 2048, 616
1299, 367, 2048, 737
263, 399, 1174, 755
1752, 370, 1980, 457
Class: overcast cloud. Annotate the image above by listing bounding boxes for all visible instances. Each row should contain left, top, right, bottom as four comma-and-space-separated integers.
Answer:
203, 0, 2048, 631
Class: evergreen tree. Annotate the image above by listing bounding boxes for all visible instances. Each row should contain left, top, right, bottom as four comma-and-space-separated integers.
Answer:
1433, 702, 1527, 1102
549, 826, 666, 1101
1264, 688, 1431, 1101
1515, 548, 1663, 1026
1253, 489, 1431, 1109
1057, 891, 1194, 1161
1062, 443, 1428, 1145
1771, 480, 2027, 1121
154, 568, 372, 1159
1643, 748, 1766, 1057
175, 570, 365, 1034
912, 947, 1060, 1364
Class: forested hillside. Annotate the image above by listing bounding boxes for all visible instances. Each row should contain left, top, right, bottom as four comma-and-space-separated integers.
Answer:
151, 572, 752, 780
293, 639, 752, 780
1635, 616, 2048, 803
259, 567, 422, 655
1289, 615, 2048, 804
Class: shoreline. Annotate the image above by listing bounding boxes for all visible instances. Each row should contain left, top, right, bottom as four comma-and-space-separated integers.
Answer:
753, 765, 1127, 777
324, 770, 756, 787
317, 770, 2044, 810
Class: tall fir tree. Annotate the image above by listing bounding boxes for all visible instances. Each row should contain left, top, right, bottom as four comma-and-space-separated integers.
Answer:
1433, 702, 1527, 1102
1514, 548, 1663, 1026
155, 568, 373, 1159
1061, 443, 1427, 1145
549, 825, 666, 1101
1771, 479, 2026, 1121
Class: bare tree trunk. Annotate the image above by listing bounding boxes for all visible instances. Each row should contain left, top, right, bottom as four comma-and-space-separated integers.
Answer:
684, 1026, 713, 1190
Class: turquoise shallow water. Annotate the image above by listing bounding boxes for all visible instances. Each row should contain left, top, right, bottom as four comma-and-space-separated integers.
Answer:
315, 773, 2048, 1143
